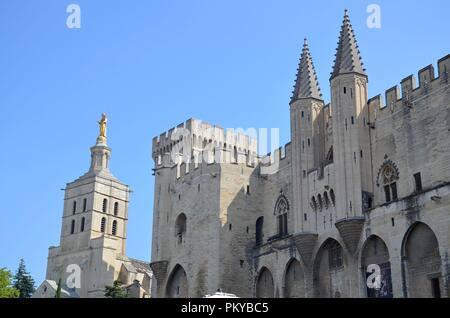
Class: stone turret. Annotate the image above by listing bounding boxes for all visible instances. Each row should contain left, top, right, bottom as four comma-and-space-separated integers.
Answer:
330, 10, 372, 253
290, 39, 325, 233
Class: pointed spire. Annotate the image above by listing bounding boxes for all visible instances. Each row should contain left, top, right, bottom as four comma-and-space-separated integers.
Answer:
290, 38, 323, 104
330, 10, 367, 80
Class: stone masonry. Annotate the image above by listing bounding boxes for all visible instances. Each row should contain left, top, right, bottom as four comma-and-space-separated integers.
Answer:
150, 11, 450, 298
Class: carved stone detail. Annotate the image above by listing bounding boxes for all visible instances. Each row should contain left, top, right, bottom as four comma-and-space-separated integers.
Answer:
292, 232, 318, 266
150, 260, 169, 283
335, 217, 365, 254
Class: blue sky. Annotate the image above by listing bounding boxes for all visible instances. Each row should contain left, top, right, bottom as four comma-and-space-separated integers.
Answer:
0, 0, 448, 284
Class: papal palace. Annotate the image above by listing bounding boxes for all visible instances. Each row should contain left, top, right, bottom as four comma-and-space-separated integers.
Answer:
36, 11, 450, 298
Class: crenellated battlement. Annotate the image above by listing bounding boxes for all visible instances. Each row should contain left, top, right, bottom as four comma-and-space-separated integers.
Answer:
259, 142, 292, 175
368, 54, 450, 118
152, 118, 258, 161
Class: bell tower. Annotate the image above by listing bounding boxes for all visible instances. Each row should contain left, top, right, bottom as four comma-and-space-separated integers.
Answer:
46, 113, 131, 297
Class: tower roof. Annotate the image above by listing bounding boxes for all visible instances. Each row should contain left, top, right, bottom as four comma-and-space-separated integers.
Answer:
330, 10, 367, 80
290, 38, 323, 103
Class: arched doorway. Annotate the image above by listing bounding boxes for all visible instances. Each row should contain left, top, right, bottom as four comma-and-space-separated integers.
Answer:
256, 267, 274, 298
402, 222, 442, 298
166, 264, 188, 298
284, 259, 305, 298
313, 238, 345, 298
361, 235, 393, 298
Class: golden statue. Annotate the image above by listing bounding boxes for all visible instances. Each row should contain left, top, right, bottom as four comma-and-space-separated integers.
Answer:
97, 113, 107, 143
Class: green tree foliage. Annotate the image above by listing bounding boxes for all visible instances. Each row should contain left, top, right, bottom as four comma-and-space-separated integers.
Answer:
13, 259, 35, 298
55, 278, 62, 298
104, 280, 127, 298
0, 268, 19, 298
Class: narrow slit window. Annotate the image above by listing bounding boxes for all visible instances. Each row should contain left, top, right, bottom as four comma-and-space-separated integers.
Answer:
114, 202, 119, 216
112, 220, 117, 236
101, 217, 106, 233
414, 173, 422, 192
102, 199, 107, 213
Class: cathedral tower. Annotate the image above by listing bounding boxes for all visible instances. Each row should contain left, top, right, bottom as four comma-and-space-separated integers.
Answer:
44, 114, 132, 297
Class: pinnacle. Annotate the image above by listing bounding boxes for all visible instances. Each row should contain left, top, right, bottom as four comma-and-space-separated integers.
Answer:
290, 38, 323, 103
330, 10, 367, 80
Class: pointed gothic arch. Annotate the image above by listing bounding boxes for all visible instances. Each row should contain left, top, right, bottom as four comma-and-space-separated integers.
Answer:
255, 267, 274, 298
284, 258, 305, 298
401, 222, 442, 298
361, 235, 393, 298
166, 264, 188, 298
376, 160, 399, 202
274, 194, 289, 237
313, 238, 345, 298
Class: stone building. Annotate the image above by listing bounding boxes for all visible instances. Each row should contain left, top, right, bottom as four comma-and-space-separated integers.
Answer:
34, 115, 152, 298
150, 11, 450, 298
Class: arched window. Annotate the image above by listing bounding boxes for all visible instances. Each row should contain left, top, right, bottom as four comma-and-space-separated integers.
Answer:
233, 146, 238, 163
114, 202, 119, 216
175, 214, 187, 244
311, 196, 318, 211
112, 220, 117, 236
70, 219, 75, 234
72, 201, 77, 214
256, 217, 264, 246
274, 195, 289, 237
102, 198, 108, 213
377, 162, 399, 203
324, 192, 330, 209
330, 189, 336, 206
100, 217, 106, 233
80, 217, 85, 232
317, 194, 323, 211
83, 198, 87, 212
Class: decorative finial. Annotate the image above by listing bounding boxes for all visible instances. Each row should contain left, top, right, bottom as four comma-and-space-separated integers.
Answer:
304, 38, 308, 46
344, 8, 349, 16
97, 113, 108, 144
